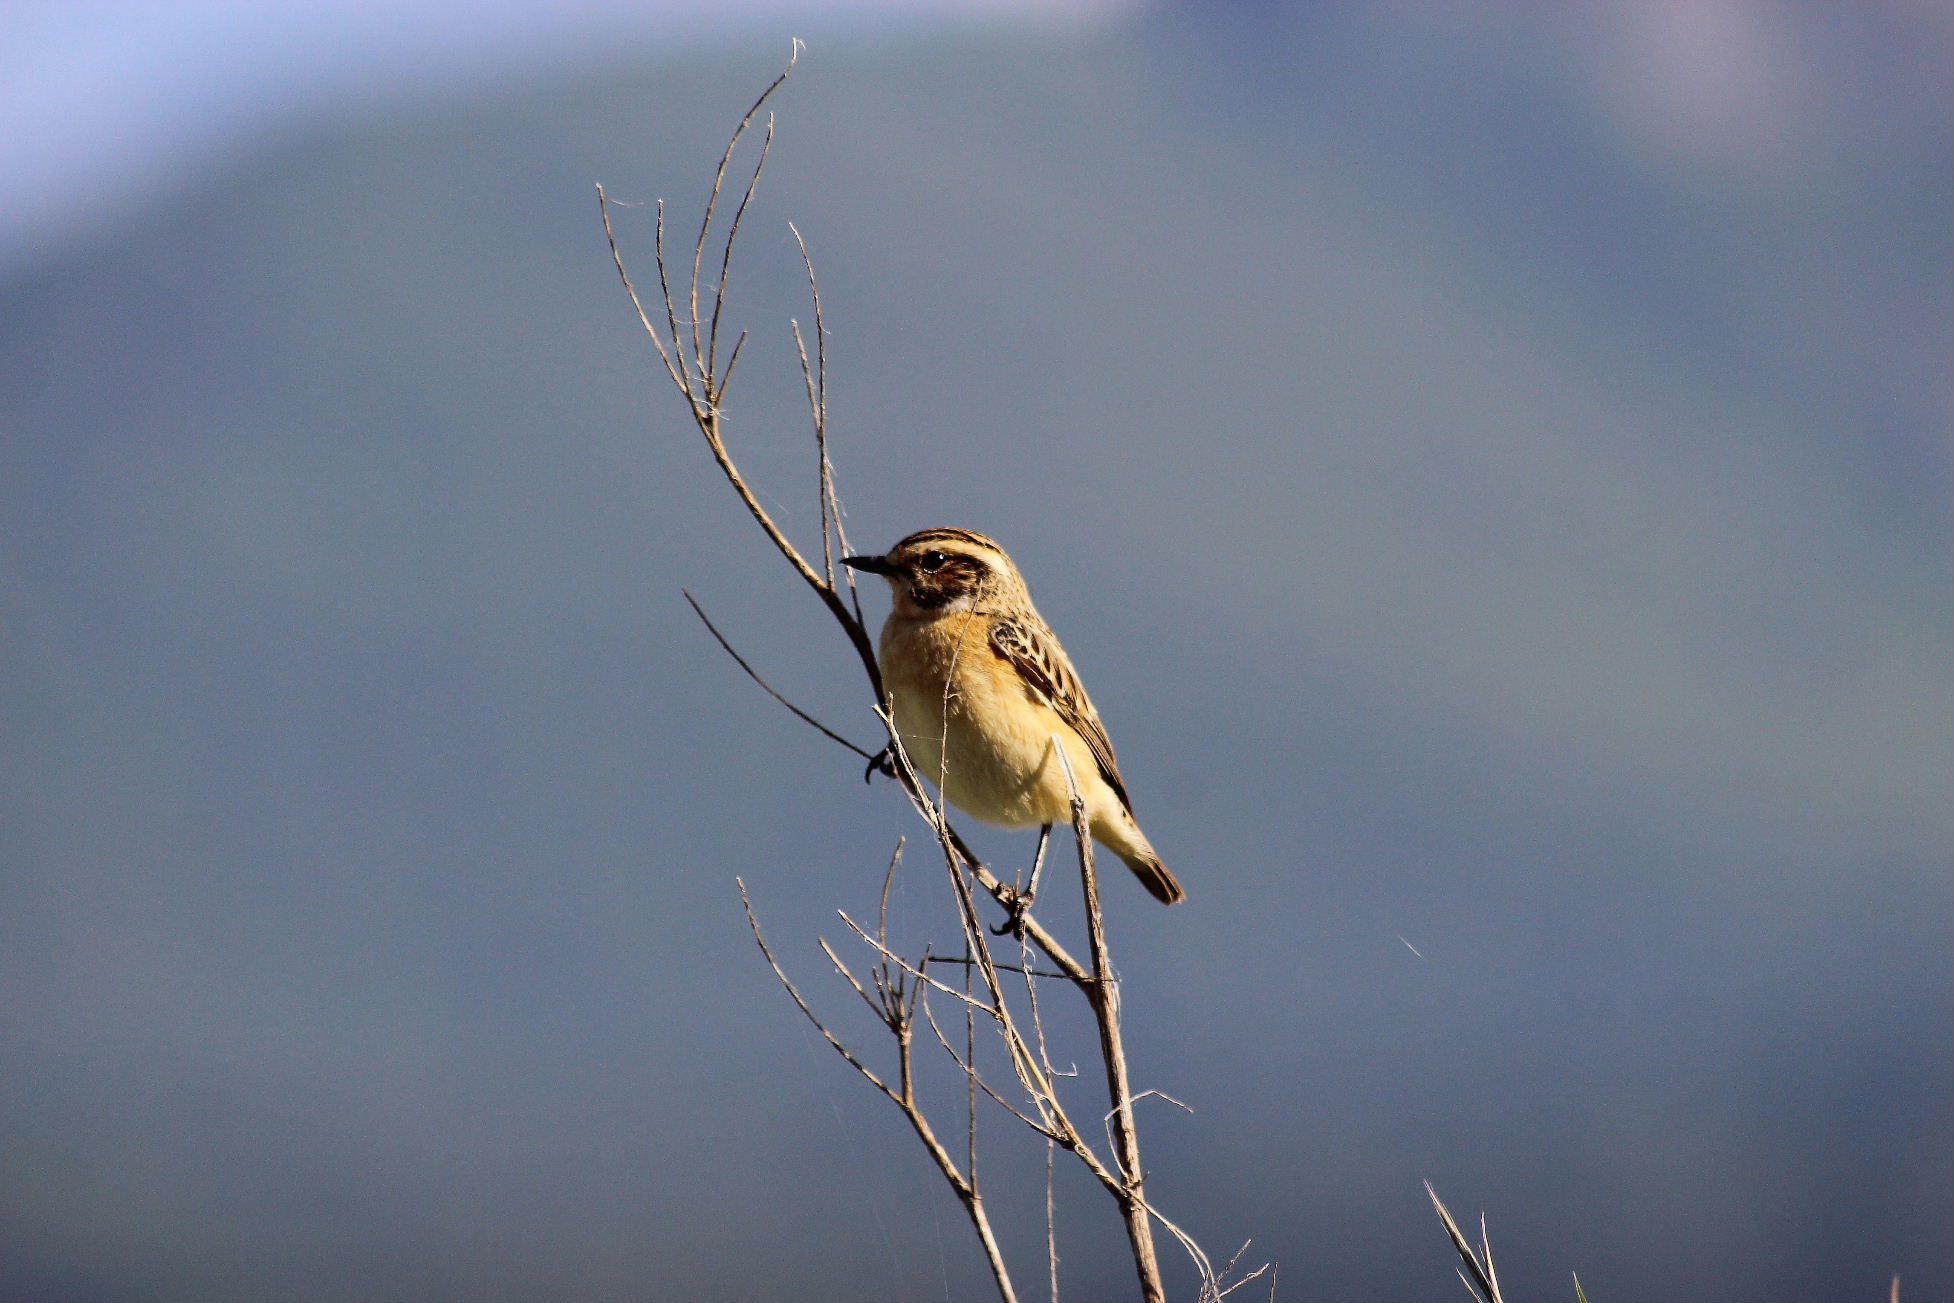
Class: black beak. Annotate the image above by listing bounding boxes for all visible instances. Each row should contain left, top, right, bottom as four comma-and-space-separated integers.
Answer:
842, 554, 897, 576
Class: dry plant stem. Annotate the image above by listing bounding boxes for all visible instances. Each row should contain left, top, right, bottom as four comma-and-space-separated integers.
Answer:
836, 887, 1153, 1208
681, 590, 877, 761
965, 934, 980, 1189
884, 743, 1159, 1211
787, 220, 854, 606
837, 864, 1184, 1295
739, 876, 1017, 1302
925, 956, 1070, 981
1045, 1139, 1060, 1303
1054, 746, 1166, 1303
872, 739, 1190, 1293
594, 50, 882, 693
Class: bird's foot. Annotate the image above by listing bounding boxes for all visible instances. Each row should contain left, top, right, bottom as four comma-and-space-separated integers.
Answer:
862, 745, 896, 783
991, 887, 1035, 936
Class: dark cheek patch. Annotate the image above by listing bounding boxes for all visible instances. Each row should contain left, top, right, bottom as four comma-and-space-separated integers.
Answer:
906, 558, 984, 608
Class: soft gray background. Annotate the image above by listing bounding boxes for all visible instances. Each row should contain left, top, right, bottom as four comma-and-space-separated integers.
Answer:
2, 3, 1948, 1301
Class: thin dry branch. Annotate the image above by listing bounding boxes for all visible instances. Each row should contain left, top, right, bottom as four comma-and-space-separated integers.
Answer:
682, 590, 876, 760
1052, 743, 1165, 1301
788, 221, 849, 593
925, 955, 1072, 982
834, 902, 1133, 1202
694, 44, 797, 379
600, 49, 881, 688
707, 111, 774, 387
653, 201, 689, 403
740, 877, 900, 1105
739, 877, 1017, 1301
596, 188, 685, 399
1198, 1241, 1272, 1303
1045, 1139, 1060, 1303
917, 991, 1060, 1139
817, 937, 899, 1026
831, 919, 995, 1014
827, 784, 1170, 1235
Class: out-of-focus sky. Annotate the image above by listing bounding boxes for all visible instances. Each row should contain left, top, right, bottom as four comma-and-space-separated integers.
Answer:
2, 3, 1948, 1301
0, 0, 1114, 279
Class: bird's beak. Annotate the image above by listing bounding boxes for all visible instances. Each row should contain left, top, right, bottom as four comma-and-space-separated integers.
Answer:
842, 554, 897, 576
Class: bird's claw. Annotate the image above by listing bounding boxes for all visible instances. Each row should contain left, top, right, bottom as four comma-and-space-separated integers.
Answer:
863, 745, 896, 784
991, 888, 1035, 936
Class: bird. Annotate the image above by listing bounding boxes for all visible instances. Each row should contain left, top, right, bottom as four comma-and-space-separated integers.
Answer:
843, 528, 1183, 905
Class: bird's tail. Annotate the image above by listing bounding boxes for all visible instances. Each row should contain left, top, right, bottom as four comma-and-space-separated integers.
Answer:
1115, 846, 1185, 905
1091, 810, 1185, 904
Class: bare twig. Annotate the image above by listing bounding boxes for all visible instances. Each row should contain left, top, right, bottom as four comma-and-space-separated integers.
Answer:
788, 221, 850, 596
1053, 742, 1165, 1301
653, 201, 689, 404
683, 590, 877, 759
846, 751, 1157, 1217
741, 878, 899, 1102
740, 877, 1016, 1301
924, 956, 1072, 982
1045, 1138, 1060, 1303
596, 187, 685, 398
707, 109, 774, 388
601, 49, 882, 691
964, 931, 980, 1188
917, 992, 1060, 1139
877, 837, 902, 945
695, 44, 797, 381
1203, 1242, 1272, 1302
838, 914, 1002, 1012
817, 937, 895, 1024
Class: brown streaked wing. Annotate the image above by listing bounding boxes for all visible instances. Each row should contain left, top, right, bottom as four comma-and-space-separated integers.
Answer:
988, 615, 1132, 812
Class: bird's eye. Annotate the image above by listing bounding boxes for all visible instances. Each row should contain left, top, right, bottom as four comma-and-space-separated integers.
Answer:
918, 550, 947, 572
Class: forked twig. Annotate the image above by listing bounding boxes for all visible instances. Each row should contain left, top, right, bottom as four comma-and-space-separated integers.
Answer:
918, 992, 1061, 1139
739, 877, 1016, 1299
740, 877, 898, 1102
696, 45, 797, 383
595, 47, 880, 688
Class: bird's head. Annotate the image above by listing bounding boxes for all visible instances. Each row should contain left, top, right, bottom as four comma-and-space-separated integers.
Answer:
844, 528, 1022, 616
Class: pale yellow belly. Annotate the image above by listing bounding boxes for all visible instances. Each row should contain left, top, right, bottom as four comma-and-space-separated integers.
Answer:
880, 615, 1077, 826
888, 677, 1079, 828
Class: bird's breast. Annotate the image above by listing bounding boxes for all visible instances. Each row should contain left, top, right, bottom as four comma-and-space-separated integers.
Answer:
877, 613, 1073, 827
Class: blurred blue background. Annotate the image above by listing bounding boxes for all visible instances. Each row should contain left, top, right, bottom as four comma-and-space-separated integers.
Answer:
2, 3, 1948, 1300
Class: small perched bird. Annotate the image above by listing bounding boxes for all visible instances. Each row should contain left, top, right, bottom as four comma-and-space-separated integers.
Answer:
844, 528, 1183, 904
